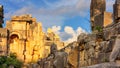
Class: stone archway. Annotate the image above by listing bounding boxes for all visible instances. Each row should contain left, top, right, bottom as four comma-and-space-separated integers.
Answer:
9, 33, 20, 55
9, 32, 25, 61
10, 31, 22, 40
10, 34, 19, 43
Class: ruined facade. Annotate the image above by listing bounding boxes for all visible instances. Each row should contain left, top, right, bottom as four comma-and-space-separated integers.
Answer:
0, 15, 64, 63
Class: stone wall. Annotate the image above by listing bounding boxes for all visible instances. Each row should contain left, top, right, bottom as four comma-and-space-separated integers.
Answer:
103, 22, 120, 40
0, 28, 8, 56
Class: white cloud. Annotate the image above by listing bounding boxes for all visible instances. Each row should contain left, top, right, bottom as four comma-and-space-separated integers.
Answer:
77, 27, 86, 34
50, 26, 87, 43
51, 26, 61, 34
64, 26, 75, 35
64, 26, 87, 43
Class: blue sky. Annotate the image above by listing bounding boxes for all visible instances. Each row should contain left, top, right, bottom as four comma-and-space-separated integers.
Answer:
0, 0, 115, 42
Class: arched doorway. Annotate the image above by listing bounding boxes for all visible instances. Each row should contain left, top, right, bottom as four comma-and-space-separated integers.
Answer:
10, 34, 19, 43
9, 33, 25, 61
9, 34, 20, 55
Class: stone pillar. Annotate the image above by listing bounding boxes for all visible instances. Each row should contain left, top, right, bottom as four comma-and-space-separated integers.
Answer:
90, 0, 106, 31
113, 0, 120, 23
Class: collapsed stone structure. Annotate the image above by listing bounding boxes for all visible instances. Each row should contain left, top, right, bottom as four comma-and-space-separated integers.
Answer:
75, 0, 120, 67
0, 15, 64, 63
41, 0, 120, 68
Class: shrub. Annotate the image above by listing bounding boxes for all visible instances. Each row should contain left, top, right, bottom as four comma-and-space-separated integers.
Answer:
0, 53, 23, 68
95, 26, 103, 32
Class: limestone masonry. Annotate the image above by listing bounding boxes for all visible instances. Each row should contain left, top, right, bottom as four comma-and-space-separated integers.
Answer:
1, 0, 120, 68
0, 15, 64, 63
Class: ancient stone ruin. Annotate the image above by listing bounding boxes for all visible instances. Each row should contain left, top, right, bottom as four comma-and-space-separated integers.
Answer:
0, 14, 65, 64
0, 0, 120, 68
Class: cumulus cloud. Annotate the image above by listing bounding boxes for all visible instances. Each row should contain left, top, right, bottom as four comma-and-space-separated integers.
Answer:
64, 26, 75, 35
51, 26, 61, 34
64, 26, 86, 43
50, 26, 87, 43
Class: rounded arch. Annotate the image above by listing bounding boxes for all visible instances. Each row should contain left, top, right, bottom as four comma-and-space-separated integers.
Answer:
10, 34, 19, 39
10, 31, 22, 39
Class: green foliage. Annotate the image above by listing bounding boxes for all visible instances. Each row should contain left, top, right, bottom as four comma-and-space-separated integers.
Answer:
0, 53, 23, 68
95, 26, 103, 32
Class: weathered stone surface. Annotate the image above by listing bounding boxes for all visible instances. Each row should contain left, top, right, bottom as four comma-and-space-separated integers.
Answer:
90, 0, 106, 20
37, 44, 68, 68
103, 22, 120, 40
104, 39, 115, 53
113, 0, 120, 23
82, 62, 120, 68
109, 35, 120, 62
90, 0, 106, 31
68, 47, 79, 68
53, 52, 68, 68
77, 33, 87, 44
